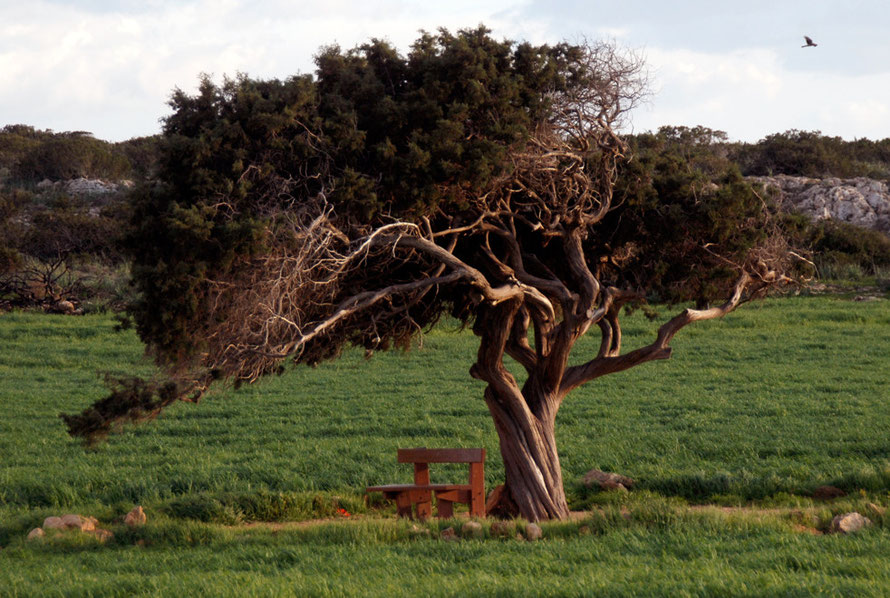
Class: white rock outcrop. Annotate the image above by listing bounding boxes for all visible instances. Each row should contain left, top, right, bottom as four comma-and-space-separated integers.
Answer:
751, 175, 890, 234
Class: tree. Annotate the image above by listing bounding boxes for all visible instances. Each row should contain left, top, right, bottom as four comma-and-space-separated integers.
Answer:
63, 28, 794, 521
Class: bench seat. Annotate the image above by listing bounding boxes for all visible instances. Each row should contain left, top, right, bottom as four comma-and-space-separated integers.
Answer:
366, 448, 485, 519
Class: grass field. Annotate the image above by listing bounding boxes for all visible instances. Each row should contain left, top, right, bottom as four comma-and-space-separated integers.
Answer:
2, 294, 890, 595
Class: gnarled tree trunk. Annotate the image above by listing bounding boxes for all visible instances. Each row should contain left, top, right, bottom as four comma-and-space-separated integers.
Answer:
485, 385, 568, 520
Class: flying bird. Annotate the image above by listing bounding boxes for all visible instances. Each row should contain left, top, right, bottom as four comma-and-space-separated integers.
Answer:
802, 36, 818, 48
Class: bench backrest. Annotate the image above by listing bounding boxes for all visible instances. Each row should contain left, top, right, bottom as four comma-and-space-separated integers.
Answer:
397, 448, 485, 464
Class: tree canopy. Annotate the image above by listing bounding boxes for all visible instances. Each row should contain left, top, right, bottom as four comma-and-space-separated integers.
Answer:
63, 28, 794, 521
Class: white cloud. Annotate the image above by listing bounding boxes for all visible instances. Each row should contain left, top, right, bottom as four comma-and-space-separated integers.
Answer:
632, 46, 890, 141
2, 0, 889, 142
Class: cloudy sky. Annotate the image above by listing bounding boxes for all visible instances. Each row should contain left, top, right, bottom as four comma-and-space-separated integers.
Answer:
2, 0, 888, 142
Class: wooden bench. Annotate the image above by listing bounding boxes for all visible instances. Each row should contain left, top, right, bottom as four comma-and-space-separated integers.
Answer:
366, 448, 485, 519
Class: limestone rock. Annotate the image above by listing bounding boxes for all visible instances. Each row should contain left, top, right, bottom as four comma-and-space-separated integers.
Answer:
461, 521, 483, 538
124, 506, 146, 527
830, 512, 872, 534
582, 469, 634, 491
65, 178, 118, 196
27, 527, 45, 541
42, 516, 64, 530
525, 523, 542, 541
752, 175, 890, 234
61, 514, 95, 531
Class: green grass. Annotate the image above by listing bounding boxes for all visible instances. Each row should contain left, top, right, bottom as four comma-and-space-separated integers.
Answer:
2, 295, 890, 595
3, 514, 890, 597
2, 296, 890, 510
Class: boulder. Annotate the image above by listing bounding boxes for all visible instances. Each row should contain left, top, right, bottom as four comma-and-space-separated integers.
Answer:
42, 516, 64, 530
124, 506, 147, 527
525, 523, 542, 541
830, 512, 872, 534
61, 514, 95, 531
582, 469, 634, 491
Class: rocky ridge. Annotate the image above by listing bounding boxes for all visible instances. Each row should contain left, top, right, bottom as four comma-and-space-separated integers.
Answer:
751, 175, 890, 234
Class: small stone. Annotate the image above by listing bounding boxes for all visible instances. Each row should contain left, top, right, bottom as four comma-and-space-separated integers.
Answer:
865, 503, 886, 518
42, 516, 64, 530
27, 528, 45, 541
830, 512, 872, 534
525, 523, 542, 541
124, 506, 147, 527
812, 485, 846, 500
440, 527, 458, 541
61, 514, 94, 531
490, 520, 516, 537
461, 521, 483, 538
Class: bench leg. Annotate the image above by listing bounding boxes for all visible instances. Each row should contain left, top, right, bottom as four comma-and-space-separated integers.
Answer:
437, 499, 454, 519
395, 493, 414, 518
416, 498, 432, 520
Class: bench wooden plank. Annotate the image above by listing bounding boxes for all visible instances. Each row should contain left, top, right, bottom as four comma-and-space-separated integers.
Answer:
397, 448, 485, 463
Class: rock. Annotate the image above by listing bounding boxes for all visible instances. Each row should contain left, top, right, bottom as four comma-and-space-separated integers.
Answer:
42, 516, 64, 530
582, 469, 634, 490
830, 512, 872, 534
27, 528, 45, 541
525, 523, 542, 541
812, 485, 846, 500
65, 178, 118, 196
865, 503, 886, 518
490, 520, 516, 538
752, 175, 890, 234
124, 506, 147, 527
461, 521, 483, 538
61, 514, 95, 531
440, 527, 458, 541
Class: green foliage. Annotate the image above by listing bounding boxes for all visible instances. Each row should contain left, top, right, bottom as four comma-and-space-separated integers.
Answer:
809, 220, 890, 277
127, 27, 597, 367
609, 126, 778, 304
0, 126, 131, 183
731, 129, 890, 180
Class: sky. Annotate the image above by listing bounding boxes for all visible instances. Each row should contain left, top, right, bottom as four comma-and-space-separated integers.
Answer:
2, 0, 889, 143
